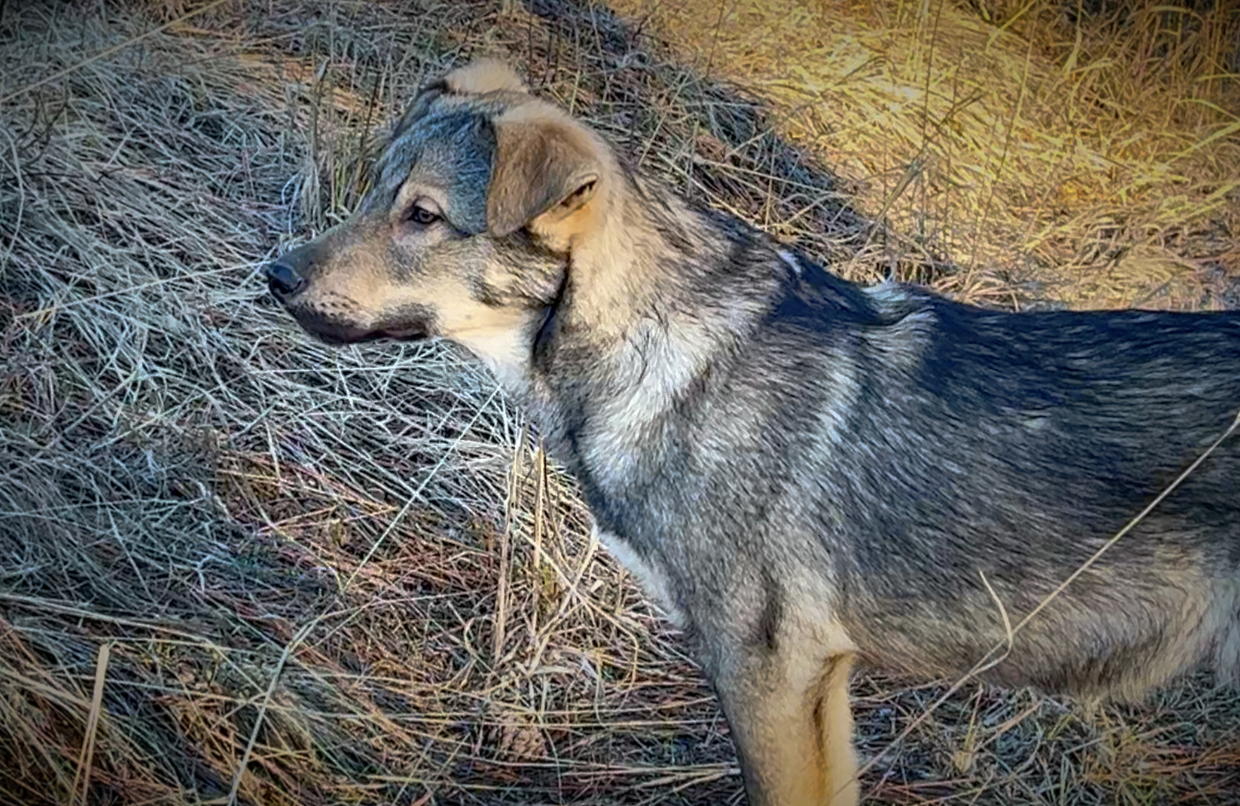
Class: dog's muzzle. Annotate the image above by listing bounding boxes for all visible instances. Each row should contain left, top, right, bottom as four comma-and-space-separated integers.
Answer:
264, 256, 431, 346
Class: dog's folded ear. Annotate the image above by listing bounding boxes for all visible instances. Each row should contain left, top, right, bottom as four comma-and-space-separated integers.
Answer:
487, 115, 605, 243
393, 61, 528, 143
390, 81, 448, 142
442, 59, 528, 96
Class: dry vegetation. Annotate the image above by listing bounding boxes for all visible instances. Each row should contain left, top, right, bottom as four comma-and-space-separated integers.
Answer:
0, 1, 1237, 805
610, 0, 1240, 310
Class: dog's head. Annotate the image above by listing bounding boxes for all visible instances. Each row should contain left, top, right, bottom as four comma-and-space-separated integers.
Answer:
265, 59, 616, 375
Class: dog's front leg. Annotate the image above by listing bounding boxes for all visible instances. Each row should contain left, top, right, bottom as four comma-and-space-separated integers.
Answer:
711, 640, 859, 806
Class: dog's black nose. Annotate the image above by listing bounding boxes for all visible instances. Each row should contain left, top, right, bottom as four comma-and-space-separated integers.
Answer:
265, 261, 305, 297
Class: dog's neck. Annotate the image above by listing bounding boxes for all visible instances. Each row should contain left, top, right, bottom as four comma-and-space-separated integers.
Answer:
518, 169, 785, 471
571, 170, 778, 332
560, 173, 672, 336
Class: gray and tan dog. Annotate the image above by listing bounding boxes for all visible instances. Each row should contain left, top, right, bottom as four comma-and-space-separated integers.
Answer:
266, 60, 1240, 805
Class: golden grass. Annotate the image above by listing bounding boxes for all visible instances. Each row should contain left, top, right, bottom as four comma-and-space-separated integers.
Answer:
609, 0, 1240, 309
1, 0, 1238, 804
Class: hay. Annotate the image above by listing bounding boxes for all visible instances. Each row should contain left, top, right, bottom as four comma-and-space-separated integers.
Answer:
608, 0, 1240, 310
1, 0, 1238, 804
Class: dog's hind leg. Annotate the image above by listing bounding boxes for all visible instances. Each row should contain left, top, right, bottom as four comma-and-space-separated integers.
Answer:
711, 637, 859, 806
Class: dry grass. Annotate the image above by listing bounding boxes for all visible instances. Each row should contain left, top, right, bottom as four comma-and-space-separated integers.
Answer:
0, 1, 1238, 805
609, 0, 1240, 311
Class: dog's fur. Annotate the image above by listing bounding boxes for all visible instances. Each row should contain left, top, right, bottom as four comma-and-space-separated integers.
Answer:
266, 60, 1240, 805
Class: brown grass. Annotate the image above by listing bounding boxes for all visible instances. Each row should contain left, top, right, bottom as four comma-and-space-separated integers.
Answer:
0, 1, 1237, 804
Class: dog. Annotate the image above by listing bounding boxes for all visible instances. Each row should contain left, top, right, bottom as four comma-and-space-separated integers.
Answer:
265, 59, 1240, 805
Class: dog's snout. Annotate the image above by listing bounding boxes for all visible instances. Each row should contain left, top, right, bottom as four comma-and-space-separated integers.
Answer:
265, 261, 306, 297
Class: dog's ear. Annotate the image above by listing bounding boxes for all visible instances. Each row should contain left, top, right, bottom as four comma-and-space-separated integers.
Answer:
392, 61, 527, 141
391, 78, 450, 141
442, 59, 527, 96
487, 116, 604, 242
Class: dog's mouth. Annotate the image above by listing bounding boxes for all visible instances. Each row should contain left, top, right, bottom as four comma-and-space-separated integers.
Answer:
284, 307, 431, 346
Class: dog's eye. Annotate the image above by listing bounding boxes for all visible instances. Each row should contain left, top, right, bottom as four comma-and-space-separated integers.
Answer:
406, 204, 441, 226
